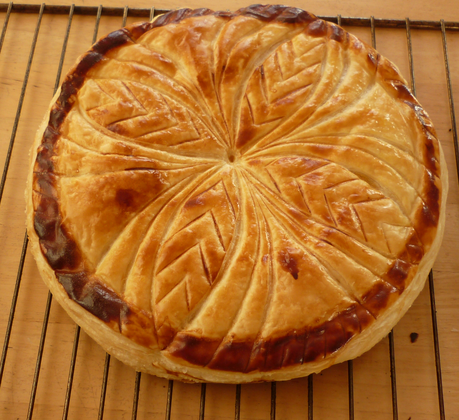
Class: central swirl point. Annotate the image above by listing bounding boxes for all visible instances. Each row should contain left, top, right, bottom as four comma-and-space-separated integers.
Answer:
227, 149, 239, 164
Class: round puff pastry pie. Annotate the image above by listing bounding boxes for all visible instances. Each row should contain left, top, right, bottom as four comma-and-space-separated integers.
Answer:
27, 5, 447, 383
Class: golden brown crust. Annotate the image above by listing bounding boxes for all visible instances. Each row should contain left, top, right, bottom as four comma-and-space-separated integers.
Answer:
26, 5, 447, 383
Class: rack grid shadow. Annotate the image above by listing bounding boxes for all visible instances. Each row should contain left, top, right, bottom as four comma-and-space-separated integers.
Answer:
0, 3, 457, 419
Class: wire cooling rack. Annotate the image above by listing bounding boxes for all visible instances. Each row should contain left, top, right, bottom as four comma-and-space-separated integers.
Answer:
0, 3, 458, 419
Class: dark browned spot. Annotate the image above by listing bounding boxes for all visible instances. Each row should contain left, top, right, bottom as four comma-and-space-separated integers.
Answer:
41, 232, 82, 271
274, 6, 315, 24
304, 328, 326, 363
35, 143, 55, 172
237, 4, 313, 24
248, 332, 307, 372
184, 195, 205, 208
425, 170, 440, 220
167, 333, 222, 367
107, 122, 127, 135
42, 125, 60, 144
362, 282, 399, 315
115, 188, 136, 208
35, 172, 57, 198
339, 305, 362, 339
414, 204, 439, 252
404, 230, 424, 263
330, 24, 345, 42
57, 271, 128, 326
307, 19, 327, 37
281, 332, 307, 367
208, 339, 253, 371
403, 100, 440, 177
420, 203, 438, 228
92, 28, 135, 54
246, 339, 268, 372
49, 105, 68, 130
35, 200, 83, 272
339, 304, 374, 341
424, 137, 439, 175
149, 8, 214, 30
387, 259, 411, 287
34, 196, 59, 240
392, 81, 414, 102
57, 272, 86, 302
367, 51, 379, 70
410, 332, 419, 343
278, 248, 299, 279
264, 337, 289, 371
213, 10, 233, 18
405, 243, 423, 264
324, 319, 347, 355
236, 126, 258, 149
33, 172, 84, 272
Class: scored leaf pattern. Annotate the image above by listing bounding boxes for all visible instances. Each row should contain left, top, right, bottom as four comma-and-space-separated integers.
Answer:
236, 35, 325, 151
46, 10, 441, 367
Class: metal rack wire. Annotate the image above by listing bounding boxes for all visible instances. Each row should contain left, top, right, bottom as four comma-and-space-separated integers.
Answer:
0, 3, 457, 419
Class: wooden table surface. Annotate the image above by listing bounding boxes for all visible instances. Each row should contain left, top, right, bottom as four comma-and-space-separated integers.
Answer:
0, 1, 458, 419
